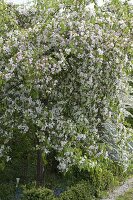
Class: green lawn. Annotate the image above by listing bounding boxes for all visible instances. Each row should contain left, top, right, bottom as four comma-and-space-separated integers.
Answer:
116, 188, 133, 200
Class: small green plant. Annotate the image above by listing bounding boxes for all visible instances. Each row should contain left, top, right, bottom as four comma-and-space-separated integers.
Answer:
22, 187, 56, 200
116, 188, 133, 200
59, 180, 95, 200
0, 184, 16, 200
89, 168, 117, 197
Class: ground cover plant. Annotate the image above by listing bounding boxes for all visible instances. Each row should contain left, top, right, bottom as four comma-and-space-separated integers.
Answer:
116, 187, 133, 200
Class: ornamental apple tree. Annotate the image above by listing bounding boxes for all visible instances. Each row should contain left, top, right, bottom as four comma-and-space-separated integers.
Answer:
0, 0, 132, 184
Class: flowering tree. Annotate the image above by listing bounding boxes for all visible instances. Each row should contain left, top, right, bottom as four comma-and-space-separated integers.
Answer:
0, 0, 132, 184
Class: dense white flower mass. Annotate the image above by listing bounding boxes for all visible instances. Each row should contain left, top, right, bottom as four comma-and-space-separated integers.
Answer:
6, 0, 33, 5
0, 0, 133, 172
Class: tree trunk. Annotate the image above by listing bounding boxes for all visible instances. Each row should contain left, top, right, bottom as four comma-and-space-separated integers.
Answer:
22, 153, 28, 183
36, 149, 44, 186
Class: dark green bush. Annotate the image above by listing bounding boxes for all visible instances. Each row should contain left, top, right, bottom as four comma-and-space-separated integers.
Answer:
0, 184, 16, 200
59, 180, 95, 200
22, 187, 56, 200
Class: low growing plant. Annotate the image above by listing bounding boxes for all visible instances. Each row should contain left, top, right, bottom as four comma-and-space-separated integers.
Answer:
0, 184, 16, 200
22, 187, 56, 200
59, 180, 95, 200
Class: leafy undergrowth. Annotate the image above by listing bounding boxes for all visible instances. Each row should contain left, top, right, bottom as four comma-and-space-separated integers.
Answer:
116, 188, 133, 200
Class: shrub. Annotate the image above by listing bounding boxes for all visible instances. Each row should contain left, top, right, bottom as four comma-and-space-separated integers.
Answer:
59, 180, 95, 200
0, 184, 16, 200
22, 187, 56, 200
89, 169, 116, 197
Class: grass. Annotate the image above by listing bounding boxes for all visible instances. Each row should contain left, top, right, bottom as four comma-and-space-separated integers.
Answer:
116, 187, 133, 200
